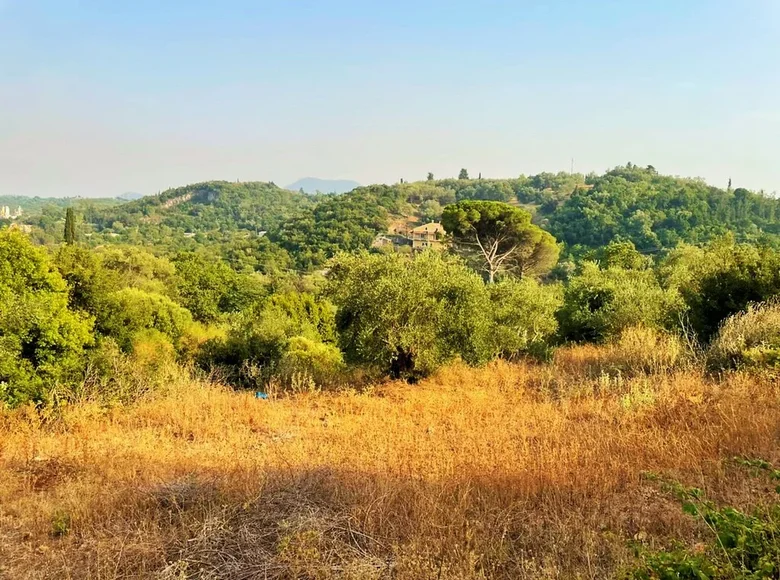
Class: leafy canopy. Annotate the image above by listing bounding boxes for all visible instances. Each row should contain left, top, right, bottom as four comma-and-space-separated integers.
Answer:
0, 230, 93, 405
327, 252, 494, 378
442, 200, 559, 282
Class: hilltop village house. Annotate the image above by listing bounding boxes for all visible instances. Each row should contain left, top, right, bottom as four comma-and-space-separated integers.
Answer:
374, 222, 447, 251
409, 222, 445, 251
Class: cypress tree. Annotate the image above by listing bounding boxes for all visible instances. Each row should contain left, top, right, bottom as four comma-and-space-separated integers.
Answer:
64, 208, 76, 245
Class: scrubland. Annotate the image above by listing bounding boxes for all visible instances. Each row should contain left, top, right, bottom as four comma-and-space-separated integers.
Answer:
1, 344, 778, 579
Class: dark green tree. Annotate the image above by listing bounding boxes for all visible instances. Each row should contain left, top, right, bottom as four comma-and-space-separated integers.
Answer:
427, 172, 434, 181
442, 201, 560, 282
64, 208, 76, 245
327, 252, 493, 378
458, 168, 469, 180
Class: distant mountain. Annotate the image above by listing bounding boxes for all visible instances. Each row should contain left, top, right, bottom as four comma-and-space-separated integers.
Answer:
117, 192, 145, 201
286, 178, 360, 194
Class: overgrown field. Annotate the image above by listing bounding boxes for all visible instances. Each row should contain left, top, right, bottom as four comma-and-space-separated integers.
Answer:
2, 352, 779, 579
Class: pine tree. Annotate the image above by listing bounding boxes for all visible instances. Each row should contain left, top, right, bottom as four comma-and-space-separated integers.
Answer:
458, 168, 469, 180
64, 208, 76, 245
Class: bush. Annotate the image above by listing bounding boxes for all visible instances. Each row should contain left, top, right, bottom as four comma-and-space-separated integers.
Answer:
98, 288, 193, 352
275, 336, 345, 391
77, 337, 195, 404
173, 253, 266, 322
708, 298, 780, 370
199, 293, 339, 390
489, 278, 562, 359
557, 262, 686, 343
630, 473, 780, 580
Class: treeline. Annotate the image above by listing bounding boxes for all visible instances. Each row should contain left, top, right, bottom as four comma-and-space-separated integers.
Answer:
16, 166, 780, 273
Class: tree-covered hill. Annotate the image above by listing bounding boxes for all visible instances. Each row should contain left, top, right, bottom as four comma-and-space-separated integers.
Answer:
547, 164, 780, 253
92, 181, 312, 234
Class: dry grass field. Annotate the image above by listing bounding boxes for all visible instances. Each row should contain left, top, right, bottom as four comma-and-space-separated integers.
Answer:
1, 347, 779, 579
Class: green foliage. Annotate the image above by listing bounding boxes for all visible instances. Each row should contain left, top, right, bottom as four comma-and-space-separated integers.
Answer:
200, 292, 338, 389
50, 510, 71, 538
326, 252, 494, 378
97, 246, 178, 295
660, 236, 780, 340
276, 336, 345, 389
55, 245, 119, 313
97, 288, 193, 352
0, 231, 93, 405
173, 253, 266, 322
94, 181, 309, 235
442, 200, 560, 282
274, 186, 394, 268
459, 168, 469, 180
488, 278, 563, 359
600, 240, 650, 270
549, 165, 780, 252
64, 208, 76, 245
630, 471, 780, 580
557, 262, 686, 343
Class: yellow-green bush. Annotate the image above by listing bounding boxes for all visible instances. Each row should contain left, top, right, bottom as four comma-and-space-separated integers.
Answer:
708, 298, 780, 370
276, 336, 346, 390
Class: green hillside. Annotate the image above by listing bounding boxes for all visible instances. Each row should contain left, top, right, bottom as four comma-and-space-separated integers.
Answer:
13, 166, 780, 272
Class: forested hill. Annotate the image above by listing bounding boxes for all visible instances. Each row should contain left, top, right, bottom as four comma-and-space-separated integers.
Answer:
15, 166, 780, 271
547, 165, 779, 252
91, 181, 312, 234
271, 166, 780, 267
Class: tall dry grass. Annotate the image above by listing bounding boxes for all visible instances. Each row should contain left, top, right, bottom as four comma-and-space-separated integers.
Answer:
1, 351, 779, 579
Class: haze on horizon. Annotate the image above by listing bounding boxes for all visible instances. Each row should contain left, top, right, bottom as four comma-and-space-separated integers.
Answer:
2, 0, 780, 198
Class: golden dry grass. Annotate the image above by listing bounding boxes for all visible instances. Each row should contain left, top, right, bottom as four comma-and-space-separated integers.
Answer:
1, 353, 779, 579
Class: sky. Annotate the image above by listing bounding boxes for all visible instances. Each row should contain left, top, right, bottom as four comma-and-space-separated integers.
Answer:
2, 0, 780, 197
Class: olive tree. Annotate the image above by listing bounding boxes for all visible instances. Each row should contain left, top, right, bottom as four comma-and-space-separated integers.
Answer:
326, 252, 493, 378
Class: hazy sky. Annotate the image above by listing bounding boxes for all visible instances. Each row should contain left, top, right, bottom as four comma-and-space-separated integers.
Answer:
2, 0, 780, 197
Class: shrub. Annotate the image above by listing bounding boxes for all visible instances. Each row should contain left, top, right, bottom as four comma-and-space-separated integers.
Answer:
489, 278, 562, 359
708, 298, 780, 370
199, 294, 339, 390
275, 336, 345, 391
97, 288, 193, 352
173, 253, 266, 322
557, 262, 686, 343
77, 337, 197, 404
630, 473, 780, 580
